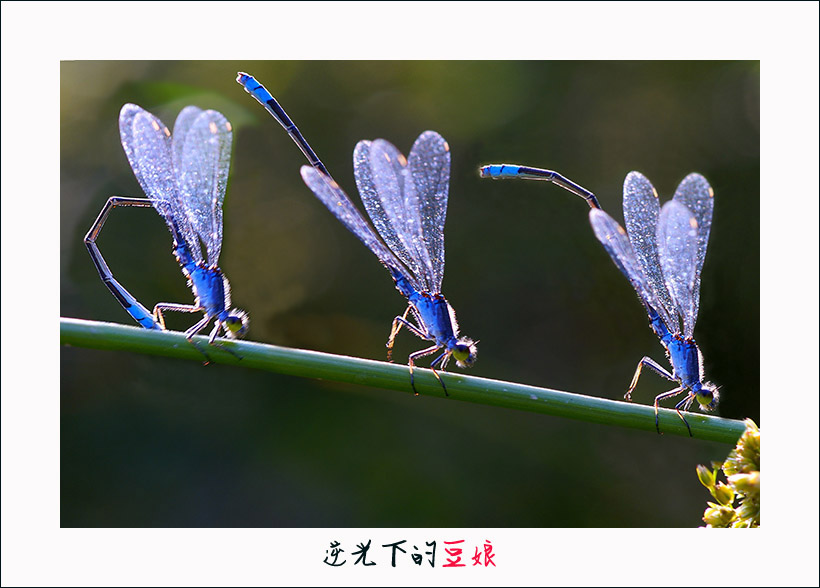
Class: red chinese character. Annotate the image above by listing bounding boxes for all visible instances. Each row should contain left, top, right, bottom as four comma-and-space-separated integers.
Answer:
472, 540, 496, 567
443, 539, 466, 568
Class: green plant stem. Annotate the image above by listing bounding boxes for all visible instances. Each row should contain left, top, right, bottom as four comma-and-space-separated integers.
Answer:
61, 317, 747, 444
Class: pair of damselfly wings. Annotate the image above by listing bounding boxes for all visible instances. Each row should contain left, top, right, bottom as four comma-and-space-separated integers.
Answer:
85, 72, 717, 435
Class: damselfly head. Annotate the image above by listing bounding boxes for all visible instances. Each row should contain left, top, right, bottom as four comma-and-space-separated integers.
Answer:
696, 382, 719, 411
223, 309, 249, 339
453, 337, 478, 368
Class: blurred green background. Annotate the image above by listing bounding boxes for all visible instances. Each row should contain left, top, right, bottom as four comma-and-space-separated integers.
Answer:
61, 61, 759, 527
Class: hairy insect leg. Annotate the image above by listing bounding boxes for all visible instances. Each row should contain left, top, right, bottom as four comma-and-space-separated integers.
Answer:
181, 314, 215, 365
154, 302, 201, 330
653, 386, 688, 435
673, 394, 697, 437
387, 306, 430, 362
626, 356, 676, 402
387, 306, 412, 362
428, 350, 451, 396
206, 321, 243, 361
408, 345, 447, 396
152, 303, 210, 364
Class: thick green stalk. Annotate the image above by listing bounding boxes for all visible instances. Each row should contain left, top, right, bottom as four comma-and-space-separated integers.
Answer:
60, 317, 747, 444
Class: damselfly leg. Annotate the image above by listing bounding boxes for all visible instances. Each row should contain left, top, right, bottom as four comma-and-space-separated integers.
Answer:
626, 356, 677, 402
408, 344, 448, 397
655, 386, 693, 437
388, 305, 448, 396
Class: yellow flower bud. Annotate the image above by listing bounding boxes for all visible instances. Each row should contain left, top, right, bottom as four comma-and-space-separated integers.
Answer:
714, 482, 735, 506
697, 464, 716, 489
703, 503, 736, 527
729, 471, 760, 495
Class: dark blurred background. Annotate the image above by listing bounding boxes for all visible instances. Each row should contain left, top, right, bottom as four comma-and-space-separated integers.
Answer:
61, 61, 759, 527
